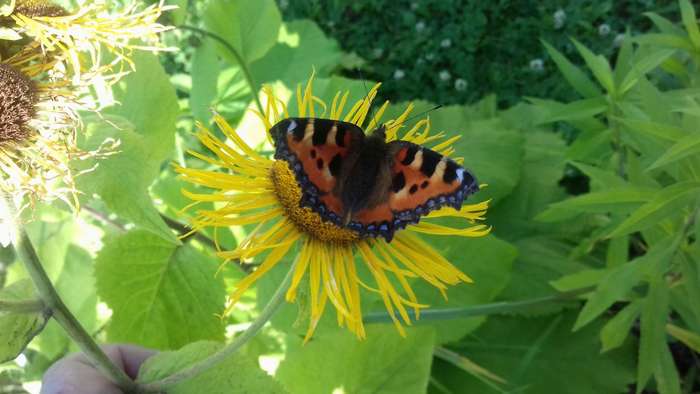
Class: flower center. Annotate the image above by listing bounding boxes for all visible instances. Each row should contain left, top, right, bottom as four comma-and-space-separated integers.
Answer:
270, 160, 359, 244
0, 63, 37, 144
13, 0, 68, 17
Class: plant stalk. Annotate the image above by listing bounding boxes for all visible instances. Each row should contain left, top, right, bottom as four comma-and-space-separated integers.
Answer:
2, 195, 140, 393
140, 260, 296, 392
363, 286, 594, 324
178, 25, 265, 116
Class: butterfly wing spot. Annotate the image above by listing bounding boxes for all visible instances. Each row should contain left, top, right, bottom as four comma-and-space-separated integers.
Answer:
409, 184, 418, 194
421, 180, 429, 189
391, 171, 406, 193
329, 154, 342, 177
419, 149, 442, 177
316, 158, 324, 170
310, 149, 317, 158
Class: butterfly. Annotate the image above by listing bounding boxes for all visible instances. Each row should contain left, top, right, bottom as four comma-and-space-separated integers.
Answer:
270, 117, 479, 242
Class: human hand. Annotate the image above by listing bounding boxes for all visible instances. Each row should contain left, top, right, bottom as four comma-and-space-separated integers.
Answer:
41, 344, 156, 394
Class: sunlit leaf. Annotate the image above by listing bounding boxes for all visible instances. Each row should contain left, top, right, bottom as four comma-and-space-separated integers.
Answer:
0, 280, 48, 363
95, 231, 226, 349
138, 341, 287, 393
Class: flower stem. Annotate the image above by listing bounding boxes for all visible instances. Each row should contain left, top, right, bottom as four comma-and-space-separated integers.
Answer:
140, 260, 296, 392
2, 196, 140, 393
0, 297, 45, 314
363, 286, 595, 324
178, 25, 265, 116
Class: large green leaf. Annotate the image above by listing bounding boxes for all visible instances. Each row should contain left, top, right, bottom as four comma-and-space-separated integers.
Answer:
78, 52, 179, 243
95, 230, 226, 349
138, 341, 287, 393
203, 0, 281, 65
433, 312, 635, 394
190, 39, 221, 124
251, 19, 343, 86
277, 326, 435, 394
498, 237, 590, 316
608, 181, 700, 237
0, 280, 48, 363
487, 130, 567, 239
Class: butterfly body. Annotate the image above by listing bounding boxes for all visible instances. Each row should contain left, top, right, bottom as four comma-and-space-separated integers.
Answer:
271, 117, 479, 241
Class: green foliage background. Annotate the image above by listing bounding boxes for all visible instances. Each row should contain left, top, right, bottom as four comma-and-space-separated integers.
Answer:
1, 0, 700, 393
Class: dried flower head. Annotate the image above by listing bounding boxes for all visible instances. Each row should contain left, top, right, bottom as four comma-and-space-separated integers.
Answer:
6, 0, 175, 81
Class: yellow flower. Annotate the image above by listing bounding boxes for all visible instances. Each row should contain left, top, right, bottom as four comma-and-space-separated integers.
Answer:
0, 45, 114, 210
5, 0, 174, 82
177, 77, 490, 340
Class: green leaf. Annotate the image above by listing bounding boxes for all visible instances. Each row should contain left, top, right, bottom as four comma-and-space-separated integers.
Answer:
569, 162, 627, 191
637, 278, 670, 392
648, 133, 700, 169
277, 326, 435, 394
619, 49, 675, 95
574, 264, 642, 331
550, 269, 607, 292
645, 12, 686, 36
251, 19, 343, 86
486, 131, 567, 239
78, 52, 179, 243
574, 237, 675, 330
95, 230, 226, 349
601, 301, 641, 352
500, 237, 590, 315
614, 31, 634, 84
0, 280, 49, 363
608, 182, 700, 237
654, 344, 681, 394
617, 118, 687, 143
434, 312, 635, 394
190, 39, 221, 124
536, 187, 654, 222
666, 324, 700, 353
541, 40, 601, 98
606, 236, 628, 267
138, 341, 287, 393
572, 39, 615, 94
680, 0, 700, 48
203, 0, 281, 65
634, 34, 694, 52
529, 97, 607, 124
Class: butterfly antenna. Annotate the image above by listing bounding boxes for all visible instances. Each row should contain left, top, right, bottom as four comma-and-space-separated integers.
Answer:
404, 104, 443, 125
356, 68, 378, 130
